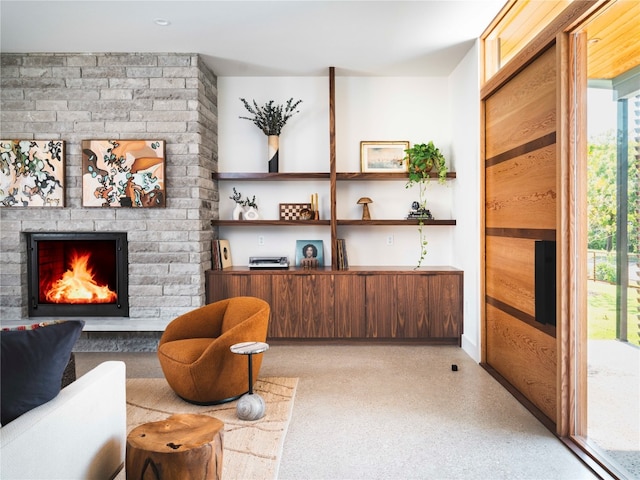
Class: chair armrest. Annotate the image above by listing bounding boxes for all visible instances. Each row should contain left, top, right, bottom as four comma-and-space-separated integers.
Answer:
1, 361, 126, 480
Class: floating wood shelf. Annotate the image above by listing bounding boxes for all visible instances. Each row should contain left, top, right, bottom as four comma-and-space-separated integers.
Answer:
213, 172, 456, 181
335, 172, 456, 180
213, 172, 329, 180
212, 220, 331, 227
336, 219, 456, 226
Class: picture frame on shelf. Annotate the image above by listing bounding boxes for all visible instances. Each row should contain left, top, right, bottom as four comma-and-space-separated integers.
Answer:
295, 240, 324, 268
360, 141, 409, 173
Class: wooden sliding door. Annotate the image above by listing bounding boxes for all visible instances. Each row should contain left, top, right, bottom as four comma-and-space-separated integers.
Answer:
483, 45, 558, 424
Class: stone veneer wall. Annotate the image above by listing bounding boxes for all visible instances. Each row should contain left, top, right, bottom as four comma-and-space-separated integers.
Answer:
0, 53, 218, 333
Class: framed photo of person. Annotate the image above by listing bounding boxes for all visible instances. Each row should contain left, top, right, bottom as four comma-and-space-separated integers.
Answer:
295, 240, 324, 268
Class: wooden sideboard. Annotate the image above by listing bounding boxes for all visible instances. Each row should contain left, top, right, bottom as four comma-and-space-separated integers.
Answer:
205, 266, 463, 343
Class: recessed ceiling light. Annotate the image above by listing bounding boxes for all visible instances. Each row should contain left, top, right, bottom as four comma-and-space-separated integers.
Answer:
154, 18, 171, 26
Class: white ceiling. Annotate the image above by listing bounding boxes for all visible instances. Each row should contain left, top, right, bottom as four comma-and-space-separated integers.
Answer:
0, 0, 507, 76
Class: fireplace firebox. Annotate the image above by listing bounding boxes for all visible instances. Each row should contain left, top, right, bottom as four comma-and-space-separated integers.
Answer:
26, 232, 129, 317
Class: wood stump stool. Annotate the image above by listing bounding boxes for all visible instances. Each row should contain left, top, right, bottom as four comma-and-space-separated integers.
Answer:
126, 413, 223, 480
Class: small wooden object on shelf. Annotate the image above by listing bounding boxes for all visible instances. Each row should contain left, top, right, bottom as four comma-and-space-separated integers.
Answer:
279, 203, 312, 220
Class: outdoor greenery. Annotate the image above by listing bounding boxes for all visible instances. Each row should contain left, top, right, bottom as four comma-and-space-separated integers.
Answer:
583, 129, 640, 346
588, 281, 639, 347
587, 131, 639, 253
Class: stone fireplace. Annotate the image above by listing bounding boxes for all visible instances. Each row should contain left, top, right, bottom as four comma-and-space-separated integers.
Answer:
26, 232, 129, 317
0, 52, 219, 335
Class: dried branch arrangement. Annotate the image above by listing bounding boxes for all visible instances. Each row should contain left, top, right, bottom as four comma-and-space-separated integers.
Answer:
239, 98, 302, 136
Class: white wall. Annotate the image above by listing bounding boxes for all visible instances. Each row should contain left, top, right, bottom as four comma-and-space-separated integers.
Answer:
218, 74, 456, 267
217, 58, 482, 361
450, 41, 482, 361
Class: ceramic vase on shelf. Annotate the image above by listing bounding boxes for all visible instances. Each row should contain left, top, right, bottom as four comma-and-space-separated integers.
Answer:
232, 203, 244, 220
244, 206, 259, 220
267, 135, 279, 173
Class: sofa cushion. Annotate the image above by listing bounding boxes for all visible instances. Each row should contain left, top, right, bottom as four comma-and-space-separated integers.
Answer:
1, 320, 84, 425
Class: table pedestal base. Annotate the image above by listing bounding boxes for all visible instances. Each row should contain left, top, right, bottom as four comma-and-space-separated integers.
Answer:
236, 393, 266, 420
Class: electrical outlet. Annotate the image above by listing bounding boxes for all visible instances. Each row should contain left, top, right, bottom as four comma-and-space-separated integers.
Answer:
258, 235, 265, 246
386, 235, 394, 246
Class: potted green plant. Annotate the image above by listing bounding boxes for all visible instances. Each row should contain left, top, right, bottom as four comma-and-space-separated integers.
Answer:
404, 141, 448, 268
405, 141, 448, 186
239, 97, 302, 173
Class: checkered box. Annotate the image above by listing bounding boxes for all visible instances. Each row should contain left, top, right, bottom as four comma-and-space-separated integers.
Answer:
279, 203, 312, 220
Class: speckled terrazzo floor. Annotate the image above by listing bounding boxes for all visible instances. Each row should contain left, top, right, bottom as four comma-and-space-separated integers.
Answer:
76, 345, 604, 480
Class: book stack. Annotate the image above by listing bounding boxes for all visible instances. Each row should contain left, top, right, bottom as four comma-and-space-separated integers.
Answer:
336, 238, 349, 270
212, 240, 232, 270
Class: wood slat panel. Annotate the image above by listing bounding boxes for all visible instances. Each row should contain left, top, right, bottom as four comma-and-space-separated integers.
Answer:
486, 144, 557, 230
486, 303, 557, 422
485, 228, 556, 240
486, 236, 535, 317
485, 47, 556, 159
481, 1, 599, 96
495, 0, 569, 67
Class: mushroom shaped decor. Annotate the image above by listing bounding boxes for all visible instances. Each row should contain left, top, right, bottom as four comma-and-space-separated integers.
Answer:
357, 197, 373, 220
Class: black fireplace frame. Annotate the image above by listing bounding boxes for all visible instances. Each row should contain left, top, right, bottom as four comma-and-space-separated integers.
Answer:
26, 231, 129, 317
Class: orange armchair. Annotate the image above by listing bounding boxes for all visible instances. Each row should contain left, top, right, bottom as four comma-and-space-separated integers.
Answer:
157, 296, 270, 404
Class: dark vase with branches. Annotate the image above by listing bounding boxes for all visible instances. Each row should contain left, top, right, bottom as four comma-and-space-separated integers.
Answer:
239, 98, 302, 173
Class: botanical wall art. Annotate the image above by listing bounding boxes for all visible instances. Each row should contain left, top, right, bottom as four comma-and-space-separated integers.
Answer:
0, 140, 65, 207
81, 140, 166, 208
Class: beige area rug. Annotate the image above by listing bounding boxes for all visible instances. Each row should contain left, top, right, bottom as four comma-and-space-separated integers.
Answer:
118, 377, 298, 480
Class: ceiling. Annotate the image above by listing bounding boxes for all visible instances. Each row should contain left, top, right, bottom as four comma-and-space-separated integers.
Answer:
0, 0, 507, 77
583, 0, 640, 81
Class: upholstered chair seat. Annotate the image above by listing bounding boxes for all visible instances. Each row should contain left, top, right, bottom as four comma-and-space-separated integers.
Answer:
157, 296, 270, 404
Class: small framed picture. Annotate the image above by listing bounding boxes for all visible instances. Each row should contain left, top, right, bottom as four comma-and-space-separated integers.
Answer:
295, 240, 324, 268
360, 141, 409, 173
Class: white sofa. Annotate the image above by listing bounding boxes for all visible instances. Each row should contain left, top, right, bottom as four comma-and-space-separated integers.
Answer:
1, 361, 126, 480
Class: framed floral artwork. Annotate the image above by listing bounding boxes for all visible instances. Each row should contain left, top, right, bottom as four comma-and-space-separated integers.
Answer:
0, 140, 65, 207
81, 140, 165, 208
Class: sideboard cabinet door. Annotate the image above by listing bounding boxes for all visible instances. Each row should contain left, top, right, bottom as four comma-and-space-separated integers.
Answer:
334, 275, 366, 338
428, 274, 463, 339
270, 274, 334, 338
206, 272, 271, 305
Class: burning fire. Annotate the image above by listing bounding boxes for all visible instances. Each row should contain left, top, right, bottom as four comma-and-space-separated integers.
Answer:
45, 252, 117, 304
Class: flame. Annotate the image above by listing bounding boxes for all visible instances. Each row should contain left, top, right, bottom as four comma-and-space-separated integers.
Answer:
45, 252, 117, 304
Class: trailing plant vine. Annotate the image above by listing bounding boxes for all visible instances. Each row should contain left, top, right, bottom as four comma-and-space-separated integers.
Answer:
404, 141, 448, 268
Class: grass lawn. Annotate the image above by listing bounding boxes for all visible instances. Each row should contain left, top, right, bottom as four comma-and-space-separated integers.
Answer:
588, 280, 640, 347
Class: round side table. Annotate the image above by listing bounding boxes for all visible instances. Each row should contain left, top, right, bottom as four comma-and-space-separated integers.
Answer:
230, 341, 269, 420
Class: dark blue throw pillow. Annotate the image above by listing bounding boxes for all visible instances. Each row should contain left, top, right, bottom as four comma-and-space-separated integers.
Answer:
1, 320, 84, 425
